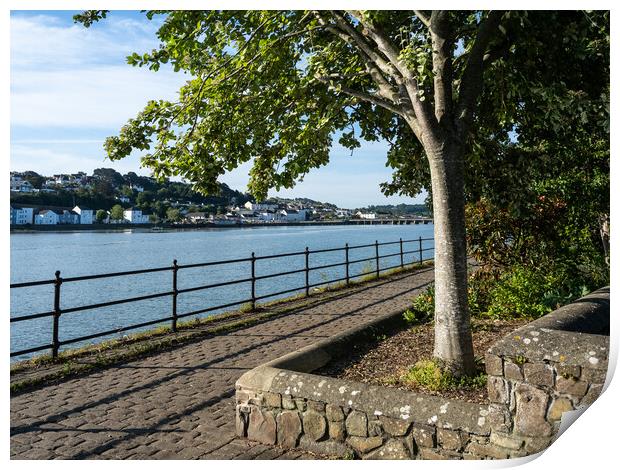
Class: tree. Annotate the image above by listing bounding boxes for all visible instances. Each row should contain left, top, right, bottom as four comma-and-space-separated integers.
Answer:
136, 190, 155, 208
95, 209, 108, 223
93, 168, 125, 188
77, 10, 607, 376
110, 204, 125, 221
93, 179, 115, 198
166, 207, 182, 222
22, 171, 45, 189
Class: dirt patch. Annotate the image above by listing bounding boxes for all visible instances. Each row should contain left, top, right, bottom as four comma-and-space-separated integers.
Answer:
316, 317, 529, 405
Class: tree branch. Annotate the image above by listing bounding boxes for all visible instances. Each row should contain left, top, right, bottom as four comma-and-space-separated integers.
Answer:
455, 10, 505, 138
430, 11, 454, 128
317, 11, 400, 80
314, 11, 407, 115
315, 75, 406, 117
347, 10, 437, 141
414, 10, 431, 29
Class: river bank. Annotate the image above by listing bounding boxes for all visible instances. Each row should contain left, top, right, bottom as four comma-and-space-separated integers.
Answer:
10, 219, 433, 232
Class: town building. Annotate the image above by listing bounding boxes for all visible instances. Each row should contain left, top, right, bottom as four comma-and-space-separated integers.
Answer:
123, 208, 150, 224
356, 211, 377, 220
279, 209, 308, 222
185, 212, 208, 223
10, 177, 34, 193
244, 201, 279, 212
73, 206, 94, 224
10, 205, 34, 225
34, 209, 61, 225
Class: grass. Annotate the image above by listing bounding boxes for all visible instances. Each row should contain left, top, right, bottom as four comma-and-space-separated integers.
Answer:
401, 359, 487, 392
10, 260, 434, 393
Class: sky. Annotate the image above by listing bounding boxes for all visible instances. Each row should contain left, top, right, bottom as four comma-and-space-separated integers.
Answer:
10, 10, 425, 208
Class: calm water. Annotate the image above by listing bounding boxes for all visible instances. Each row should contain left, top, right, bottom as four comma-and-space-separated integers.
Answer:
10, 224, 434, 360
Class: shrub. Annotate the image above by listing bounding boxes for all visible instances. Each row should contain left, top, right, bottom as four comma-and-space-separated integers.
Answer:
409, 285, 435, 320
401, 359, 487, 391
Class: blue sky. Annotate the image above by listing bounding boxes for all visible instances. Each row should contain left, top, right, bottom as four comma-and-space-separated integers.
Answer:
10, 10, 425, 208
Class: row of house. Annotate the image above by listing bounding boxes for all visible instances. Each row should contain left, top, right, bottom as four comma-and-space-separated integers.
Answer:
10, 205, 94, 225
10, 205, 155, 226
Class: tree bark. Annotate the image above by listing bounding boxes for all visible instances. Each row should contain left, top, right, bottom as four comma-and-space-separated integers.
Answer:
426, 137, 476, 377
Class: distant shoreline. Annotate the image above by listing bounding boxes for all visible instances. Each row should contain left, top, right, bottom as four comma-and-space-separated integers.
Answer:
10, 219, 432, 233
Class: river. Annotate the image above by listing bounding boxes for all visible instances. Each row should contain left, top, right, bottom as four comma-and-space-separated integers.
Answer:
10, 224, 434, 361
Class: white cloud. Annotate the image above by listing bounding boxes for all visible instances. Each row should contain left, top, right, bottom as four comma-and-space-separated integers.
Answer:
11, 13, 187, 128
11, 65, 187, 128
10, 143, 147, 176
10, 14, 161, 70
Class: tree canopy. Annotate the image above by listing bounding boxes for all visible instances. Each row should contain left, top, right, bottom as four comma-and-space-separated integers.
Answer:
75, 10, 609, 376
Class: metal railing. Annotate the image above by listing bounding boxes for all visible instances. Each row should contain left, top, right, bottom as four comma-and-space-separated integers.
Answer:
10, 236, 434, 359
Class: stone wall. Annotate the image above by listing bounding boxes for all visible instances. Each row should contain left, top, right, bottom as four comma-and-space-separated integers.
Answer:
235, 287, 609, 459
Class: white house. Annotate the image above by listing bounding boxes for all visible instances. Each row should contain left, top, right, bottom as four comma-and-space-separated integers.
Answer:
336, 209, 353, 218
185, 212, 208, 223
356, 211, 377, 220
10, 206, 34, 225
244, 201, 278, 211
73, 206, 94, 224
279, 209, 308, 222
257, 210, 277, 222
123, 208, 150, 224
35, 210, 61, 225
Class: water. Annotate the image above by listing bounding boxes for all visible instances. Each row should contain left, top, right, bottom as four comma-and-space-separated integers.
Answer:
10, 224, 434, 361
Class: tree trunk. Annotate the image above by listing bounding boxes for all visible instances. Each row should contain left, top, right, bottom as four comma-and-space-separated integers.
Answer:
426, 138, 476, 377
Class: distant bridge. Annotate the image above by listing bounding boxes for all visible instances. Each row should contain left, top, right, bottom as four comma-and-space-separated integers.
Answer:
346, 217, 433, 225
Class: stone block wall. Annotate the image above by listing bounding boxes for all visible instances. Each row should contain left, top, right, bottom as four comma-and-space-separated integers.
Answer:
236, 370, 494, 459
483, 286, 609, 457
235, 287, 609, 459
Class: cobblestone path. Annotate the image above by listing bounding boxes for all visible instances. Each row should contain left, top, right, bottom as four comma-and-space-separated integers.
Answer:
10, 268, 434, 459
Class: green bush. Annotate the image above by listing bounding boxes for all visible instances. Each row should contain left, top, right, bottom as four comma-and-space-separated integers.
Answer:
408, 285, 435, 321
486, 267, 552, 319
407, 263, 593, 322
485, 265, 591, 319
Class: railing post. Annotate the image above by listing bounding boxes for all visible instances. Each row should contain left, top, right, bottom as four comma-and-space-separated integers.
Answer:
172, 259, 178, 332
251, 252, 256, 310
345, 243, 350, 286
52, 270, 62, 358
305, 247, 310, 297
419, 236, 423, 265
375, 240, 380, 279
399, 238, 404, 268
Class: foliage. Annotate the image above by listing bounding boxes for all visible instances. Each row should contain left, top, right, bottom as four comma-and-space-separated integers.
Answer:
401, 359, 487, 391
109, 204, 124, 221
95, 209, 107, 223
74, 10, 608, 375
165, 207, 181, 222
408, 285, 435, 321
462, 10, 609, 303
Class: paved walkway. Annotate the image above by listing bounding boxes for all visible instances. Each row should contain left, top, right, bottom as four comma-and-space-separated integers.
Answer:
10, 268, 434, 460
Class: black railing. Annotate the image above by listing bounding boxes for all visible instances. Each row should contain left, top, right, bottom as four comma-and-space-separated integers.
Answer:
10, 237, 434, 359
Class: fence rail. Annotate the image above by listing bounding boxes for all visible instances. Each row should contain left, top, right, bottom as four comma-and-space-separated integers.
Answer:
10, 237, 434, 359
